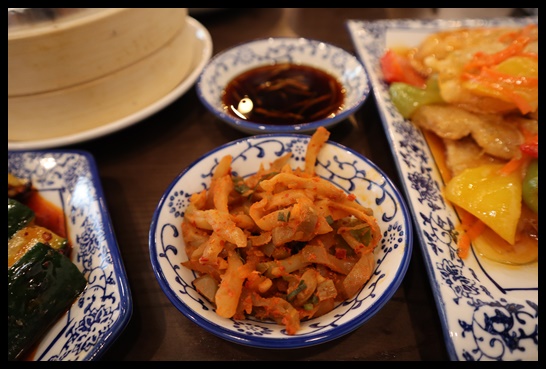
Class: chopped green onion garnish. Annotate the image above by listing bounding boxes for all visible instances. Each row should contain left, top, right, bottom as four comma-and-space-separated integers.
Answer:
286, 280, 307, 301
277, 211, 291, 222
350, 225, 371, 245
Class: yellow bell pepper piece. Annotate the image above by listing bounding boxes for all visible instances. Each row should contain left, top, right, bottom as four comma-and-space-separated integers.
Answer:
444, 163, 522, 245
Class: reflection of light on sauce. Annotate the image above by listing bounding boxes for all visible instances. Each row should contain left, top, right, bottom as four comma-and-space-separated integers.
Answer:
230, 104, 247, 120
237, 98, 253, 114
222, 63, 345, 125
231, 97, 255, 120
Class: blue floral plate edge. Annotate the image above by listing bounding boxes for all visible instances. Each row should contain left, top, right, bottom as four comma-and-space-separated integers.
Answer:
8, 149, 133, 361
346, 16, 539, 361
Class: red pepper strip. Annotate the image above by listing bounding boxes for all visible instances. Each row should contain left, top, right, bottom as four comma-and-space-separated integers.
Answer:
520, 133, 538, 158
380, 49, 426, 88
520, 142, 538, 158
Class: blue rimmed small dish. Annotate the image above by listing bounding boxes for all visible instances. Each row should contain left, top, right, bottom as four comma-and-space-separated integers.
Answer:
196, 37, 370, 135
149, 133, 412, 349
8, 150, 132, 360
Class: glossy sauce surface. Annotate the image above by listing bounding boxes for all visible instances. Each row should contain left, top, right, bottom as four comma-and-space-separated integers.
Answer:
25, 190, 66, 238
222, 63, 345, 125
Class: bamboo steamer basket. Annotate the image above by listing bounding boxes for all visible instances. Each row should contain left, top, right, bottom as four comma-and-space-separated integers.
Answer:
8, 8, 195, 142
8, 8, 188, 96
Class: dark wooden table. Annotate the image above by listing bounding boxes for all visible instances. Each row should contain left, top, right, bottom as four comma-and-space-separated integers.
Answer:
65, 8, 528, 361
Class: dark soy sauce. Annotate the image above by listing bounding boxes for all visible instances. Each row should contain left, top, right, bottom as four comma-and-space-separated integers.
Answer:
222, 63, 345, 125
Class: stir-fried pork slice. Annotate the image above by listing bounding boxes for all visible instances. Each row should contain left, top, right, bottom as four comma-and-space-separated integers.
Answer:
443, 137, 505, 177
412, 104, 524, 160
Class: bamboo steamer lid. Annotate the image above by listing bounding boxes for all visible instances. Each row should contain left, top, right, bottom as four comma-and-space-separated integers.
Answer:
8, 18, 195, 142
8, 8, 188, 96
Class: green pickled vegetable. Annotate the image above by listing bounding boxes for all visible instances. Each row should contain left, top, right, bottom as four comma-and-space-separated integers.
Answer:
522, 159, 538, 213
8, 198, 35, 240
389, 75, 444, 118
8, 242, 87, 361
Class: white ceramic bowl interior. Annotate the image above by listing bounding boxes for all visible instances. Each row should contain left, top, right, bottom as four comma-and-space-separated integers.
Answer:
149, 133, 412, 349
197, 37, 370, 134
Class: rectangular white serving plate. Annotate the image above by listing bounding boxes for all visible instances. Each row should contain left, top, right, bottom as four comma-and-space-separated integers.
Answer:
8, 150, 132, 361
346, 16, 538, 361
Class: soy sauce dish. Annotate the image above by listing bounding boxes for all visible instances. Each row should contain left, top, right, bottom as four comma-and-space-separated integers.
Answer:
196, 37, 370, 134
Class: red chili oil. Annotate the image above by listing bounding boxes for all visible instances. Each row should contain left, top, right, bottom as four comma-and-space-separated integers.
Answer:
25, 190, 66, 239
222, 63, 345, 125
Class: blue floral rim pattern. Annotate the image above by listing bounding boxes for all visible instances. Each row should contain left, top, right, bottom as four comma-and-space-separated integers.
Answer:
8, 150, 132, 361
196, 37, 370, 134
346, 16, 538, 361
149, 133, 412, 349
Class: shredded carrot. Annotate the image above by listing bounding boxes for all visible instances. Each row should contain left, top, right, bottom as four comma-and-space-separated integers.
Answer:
461, 65, 538, 114
464, 24, 538, 72
460, 25, 538, 114
457, 207, 476, 227
499, 155, 531, 176
457, 233, 471, 259
465, 218, 486, 240
498, 24, 538, 44
462, 67, 539, 87
455, 210, 486, 259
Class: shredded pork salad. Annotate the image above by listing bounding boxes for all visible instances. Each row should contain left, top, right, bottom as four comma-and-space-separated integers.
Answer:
181, 127, 382, 334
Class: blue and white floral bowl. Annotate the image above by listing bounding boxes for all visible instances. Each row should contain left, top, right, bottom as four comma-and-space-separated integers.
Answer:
347, 16, 539, 361
7, 150, 132, 361
149, 133, 412, 349
196, 37, 370, 135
